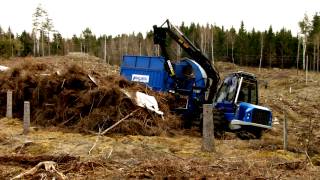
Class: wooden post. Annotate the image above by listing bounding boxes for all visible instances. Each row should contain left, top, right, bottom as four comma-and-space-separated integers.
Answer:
23, 101, 30, 135
6, 90, 13, 118
202, 104, 215, 152
283, 113, 288, 151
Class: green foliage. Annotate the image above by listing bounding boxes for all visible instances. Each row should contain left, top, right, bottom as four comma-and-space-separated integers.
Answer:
19, 31, 33, 56
0, 38, 12, 58
311, 13, 320, 37
1, 12, 320, 70
51, 32, 64, 55
71, 34, 81, 52
299, 13, 312, 35
0, 28, 21, 58
264, 26, 276, 67
81, 27, 97, 54
32, 4, 55, 56
235, 21, 248, 65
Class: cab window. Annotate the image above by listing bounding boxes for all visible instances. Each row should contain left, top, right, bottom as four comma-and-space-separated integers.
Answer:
237, 80, 257, 104
216, 76, 238, 103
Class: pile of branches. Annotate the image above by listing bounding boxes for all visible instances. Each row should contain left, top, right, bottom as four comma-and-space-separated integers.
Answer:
0, 60, 181, 135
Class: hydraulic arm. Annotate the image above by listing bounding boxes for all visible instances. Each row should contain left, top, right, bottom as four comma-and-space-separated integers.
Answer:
153, 19, 220, 103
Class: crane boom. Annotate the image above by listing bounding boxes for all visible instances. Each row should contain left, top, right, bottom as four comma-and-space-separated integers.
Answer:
153, 19, 220, 103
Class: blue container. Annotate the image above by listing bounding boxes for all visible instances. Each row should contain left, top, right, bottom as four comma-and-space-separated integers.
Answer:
120, 55, 168, 91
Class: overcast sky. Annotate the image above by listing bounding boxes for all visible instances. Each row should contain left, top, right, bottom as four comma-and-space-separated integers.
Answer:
0, 0, 319, 38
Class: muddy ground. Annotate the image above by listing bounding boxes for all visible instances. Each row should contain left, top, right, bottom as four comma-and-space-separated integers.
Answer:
0, 54, 319, 179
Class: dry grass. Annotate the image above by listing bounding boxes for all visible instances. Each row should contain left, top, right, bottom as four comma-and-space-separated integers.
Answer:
0, 57, 319, 178
1, 118, 319, 179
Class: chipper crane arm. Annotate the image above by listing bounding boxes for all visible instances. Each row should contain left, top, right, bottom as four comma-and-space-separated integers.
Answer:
153, 19, 220, 103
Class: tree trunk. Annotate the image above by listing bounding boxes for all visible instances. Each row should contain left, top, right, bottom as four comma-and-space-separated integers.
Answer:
313, 43, 316, 71
9, 31, 12, 57
226, 40, 229, 57
56, 42, 59, 55
259, 34, 263, 72
48, 32, 50, 56
269, 53, 272, 69
139, 42, 141, 56
33, 32, 36, 56
125, 36, 128, 55
306, 55, 308, 85
41, 31, 44, 56
297, 38, 300, 74
302, 36, 307, 70
200, 30, 204, 52
281, 50, 284, 69
245, 55, 248, 66
37, 39, 40, 56
203, 28, 207, 54
211, 28, 214, 64
231, 42, 234, 64
317, 39, 319, 72
64, 41, 68, 55
110, 39, 113, 64
104, 36, 107, 62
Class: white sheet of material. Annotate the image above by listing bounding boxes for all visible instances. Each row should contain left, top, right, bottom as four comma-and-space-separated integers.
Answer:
135, 92, 164, 115
0, 65, 9, 72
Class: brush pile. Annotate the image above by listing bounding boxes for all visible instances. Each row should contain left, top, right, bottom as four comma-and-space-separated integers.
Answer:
0, 60, 181, 135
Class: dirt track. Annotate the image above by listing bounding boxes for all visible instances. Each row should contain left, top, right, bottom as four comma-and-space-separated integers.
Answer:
0, 55, 319, 179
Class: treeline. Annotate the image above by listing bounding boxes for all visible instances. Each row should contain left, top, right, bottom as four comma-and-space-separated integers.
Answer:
0, 13, 319, 71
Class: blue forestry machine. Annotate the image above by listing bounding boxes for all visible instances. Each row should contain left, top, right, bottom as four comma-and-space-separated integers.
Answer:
120, 20, 272, 138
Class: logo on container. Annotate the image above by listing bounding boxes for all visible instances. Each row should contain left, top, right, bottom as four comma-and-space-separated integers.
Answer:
132, 74, 150, 83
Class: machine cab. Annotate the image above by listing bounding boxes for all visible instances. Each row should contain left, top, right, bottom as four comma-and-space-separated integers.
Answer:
214, 71, 272, 131
215, 71, 258, 106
